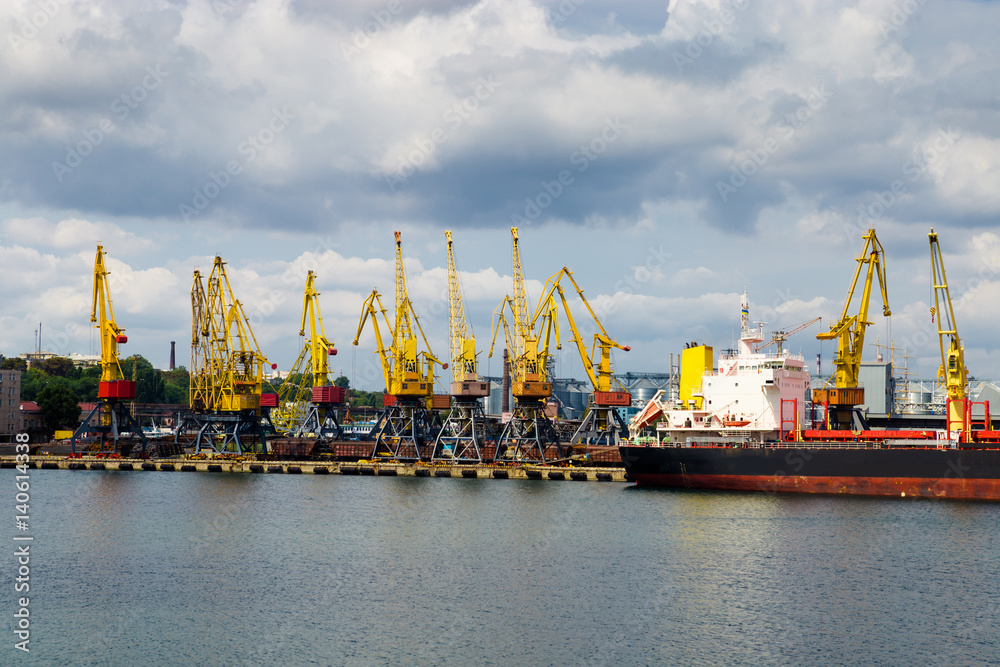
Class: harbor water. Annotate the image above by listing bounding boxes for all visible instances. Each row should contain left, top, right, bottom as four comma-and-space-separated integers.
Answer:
7, 470, 1000, 665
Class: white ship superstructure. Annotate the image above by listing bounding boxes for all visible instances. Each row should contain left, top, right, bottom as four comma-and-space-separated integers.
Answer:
630, 293, 811, 444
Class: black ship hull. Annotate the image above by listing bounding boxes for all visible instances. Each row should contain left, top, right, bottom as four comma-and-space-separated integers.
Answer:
619, 444, 1000, 500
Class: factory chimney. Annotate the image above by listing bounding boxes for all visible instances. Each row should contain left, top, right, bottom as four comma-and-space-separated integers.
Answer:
170, 341, 176, 371
816, 353, 821, 377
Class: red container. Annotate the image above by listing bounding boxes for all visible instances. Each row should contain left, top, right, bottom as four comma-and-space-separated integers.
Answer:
260, 393, 279, 408
98, 380, 136, 400
312, 386, 346, 405
383, 394, 397, 407
595, 391, 632, 406
431, 394, 451, 409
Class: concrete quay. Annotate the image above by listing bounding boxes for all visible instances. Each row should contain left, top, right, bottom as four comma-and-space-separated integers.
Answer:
1, 456, 629, 482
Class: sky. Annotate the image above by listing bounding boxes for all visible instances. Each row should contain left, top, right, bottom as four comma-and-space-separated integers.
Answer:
1, 0, 1000, 391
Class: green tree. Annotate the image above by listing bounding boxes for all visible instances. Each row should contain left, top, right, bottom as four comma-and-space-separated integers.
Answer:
127, 356, 165, 403
1, 357, 27, 372
36, 384, 82, 430
334, 375, 350, 389
163, 366, 190, 405
20, 368, 50, 403
38, 357, 73, 377
347, 389, 385, 407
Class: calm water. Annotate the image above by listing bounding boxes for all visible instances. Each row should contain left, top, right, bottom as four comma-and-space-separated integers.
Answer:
5, 470, 1000, 666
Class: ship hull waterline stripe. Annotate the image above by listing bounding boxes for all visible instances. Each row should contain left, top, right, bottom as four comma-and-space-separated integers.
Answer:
629, 473, 1000, 500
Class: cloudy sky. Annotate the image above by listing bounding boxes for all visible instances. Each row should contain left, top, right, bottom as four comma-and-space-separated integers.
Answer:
2, 0, 1000, 390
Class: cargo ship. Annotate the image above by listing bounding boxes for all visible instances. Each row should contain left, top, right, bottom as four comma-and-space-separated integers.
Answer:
620, 293, 1000, 500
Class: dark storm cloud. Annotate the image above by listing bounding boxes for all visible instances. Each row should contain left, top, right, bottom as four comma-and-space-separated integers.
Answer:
2, 0, 1000, 240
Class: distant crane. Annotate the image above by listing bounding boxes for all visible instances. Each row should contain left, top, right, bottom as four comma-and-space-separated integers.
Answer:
72, 246, 148, 456
756, 317, 822, 354
431, 231, 493, 462
184, 256, 275, 455
488, 227, 562, 463
353, 231, 447, 461
537, 266, 631, 447
929, 228, 969, 439
271, 271, 344, 439
814, 228, 891, 430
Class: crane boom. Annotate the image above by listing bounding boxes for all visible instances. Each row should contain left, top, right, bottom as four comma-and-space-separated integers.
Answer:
270, 271, 342, 435
189, 256, 272, 412
816, 228, 891, 392
446, 230, 473, 382
535, 266, 630, 393
445, 231, 488, 397
929, 228, 968, 438
757, 317, 822, 354
92, 246, 128, 385
488, 227, 555, 398
301, 270, 336, 388
353, 289, 393, 393
353, 232, 444, 399
534, 266, 631, 446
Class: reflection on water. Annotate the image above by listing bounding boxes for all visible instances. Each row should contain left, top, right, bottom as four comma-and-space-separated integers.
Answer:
19, 472, 1000, 665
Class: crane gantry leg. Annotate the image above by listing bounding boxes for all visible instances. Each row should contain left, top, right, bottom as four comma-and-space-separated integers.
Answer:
179, 411, 268, 456
369, 399, 441, 461
294, 404, 343, 440
570, 400, 630, 449
432, 397, 494, 462
494, 399, 563, 464
72, 401, 148, 457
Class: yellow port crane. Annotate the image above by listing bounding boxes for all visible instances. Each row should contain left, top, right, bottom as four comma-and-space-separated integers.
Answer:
929, 228, 969, 440
536, 266, 631, 448
353, 231, 446, 460
186, 256, 274, 455
72, 246, 148, 456
268, 271, 344, 439
488, 227, 562, 462
814, 228, 891, 430
431, 231, 493, 462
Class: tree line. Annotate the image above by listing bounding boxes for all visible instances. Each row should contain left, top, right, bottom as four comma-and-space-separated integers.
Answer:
0, 355, 388, 431
1, 355, 189, 405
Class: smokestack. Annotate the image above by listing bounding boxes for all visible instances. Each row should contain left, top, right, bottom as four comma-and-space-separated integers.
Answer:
170, 341, 176, 371
502, 348, 510, 414
816, 353, 821, 377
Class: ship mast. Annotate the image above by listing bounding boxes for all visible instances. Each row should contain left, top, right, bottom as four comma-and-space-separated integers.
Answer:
738, 291, 763, 355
